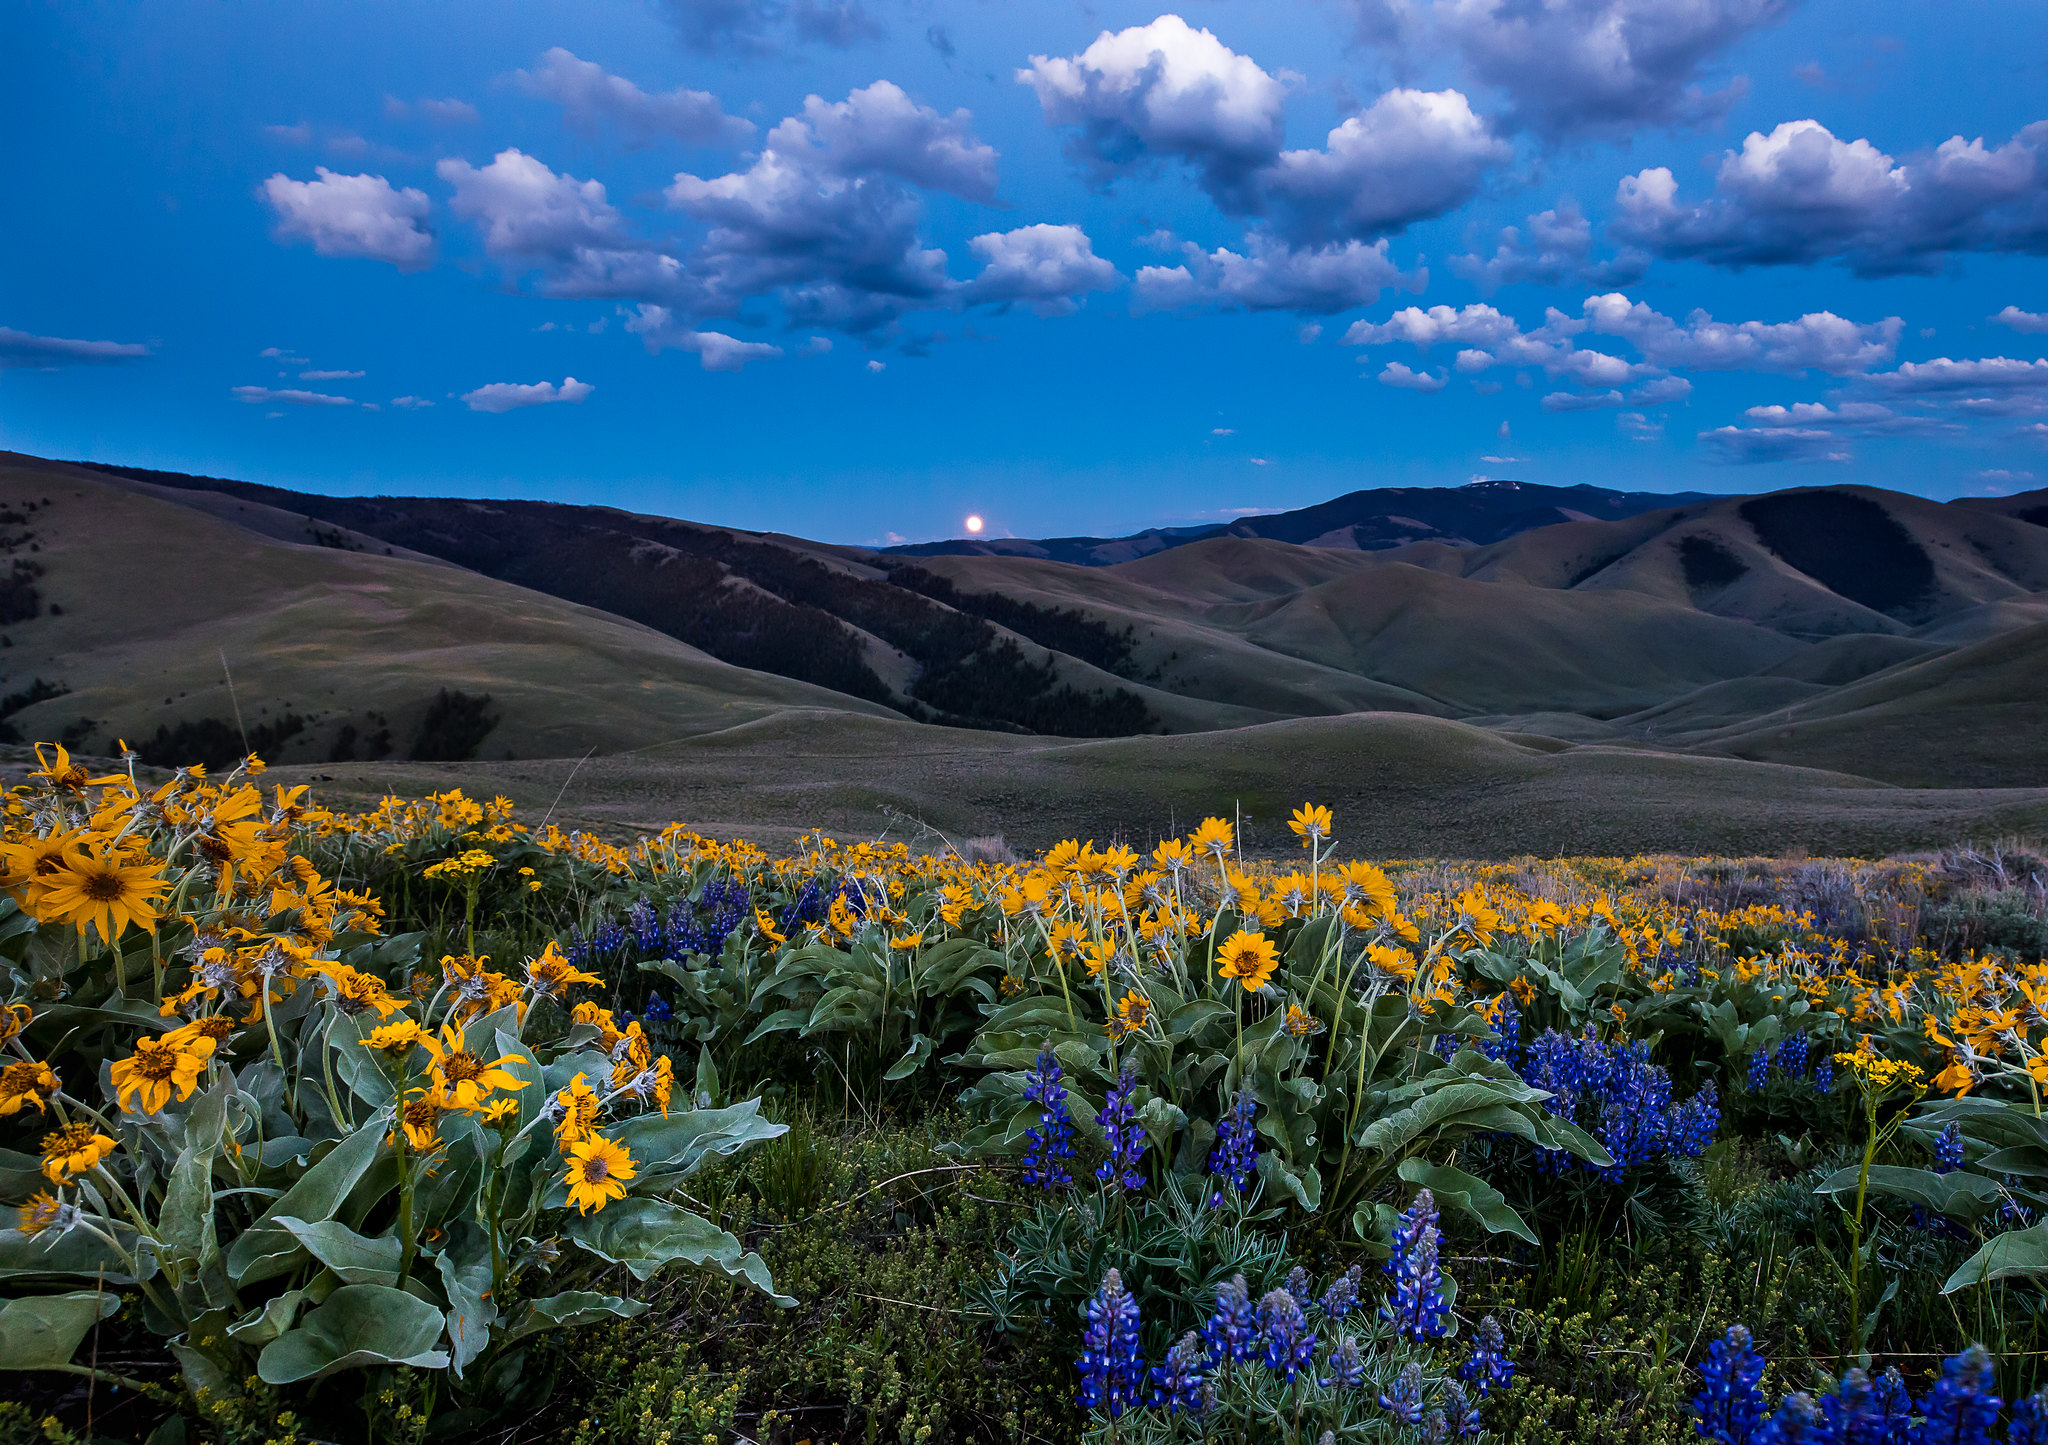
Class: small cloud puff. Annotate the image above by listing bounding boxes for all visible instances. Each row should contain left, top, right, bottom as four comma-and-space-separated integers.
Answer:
461, 376, 594, 412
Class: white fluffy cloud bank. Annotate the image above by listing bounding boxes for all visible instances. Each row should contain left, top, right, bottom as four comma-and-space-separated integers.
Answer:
260, 168, 435, 271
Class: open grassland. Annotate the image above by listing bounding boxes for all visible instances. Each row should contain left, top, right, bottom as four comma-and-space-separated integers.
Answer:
266, 708, 2048, 858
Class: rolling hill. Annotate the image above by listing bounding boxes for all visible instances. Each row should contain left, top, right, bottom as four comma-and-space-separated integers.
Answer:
16, 450, 2048, 824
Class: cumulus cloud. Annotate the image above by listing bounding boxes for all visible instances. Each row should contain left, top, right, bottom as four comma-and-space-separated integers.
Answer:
1018, 15, 1288, 210
1378, 362, 1447, 391
1541, 376, 1691, 411
1135, 235, 1422, 314
1451, 197, 1650, 289
1699, 425, 1850, 463
659, 0, 882, 57
1863, 356, 2048, 394
231, 385, 354, 407
1424, 0, 1794, 141
513, 49, 753, 147
1578, 293, 1900, 374
1737, 400, 1952, 436
461, 376, 594, 412
1614, 118, 2048, 275
0, 327, 151, 370
963, 224, 1119, 314
1258, 88, 1508, 244
624, 305, 784, 370
1994, 305, 2048, 334
259, 168, 435, 271
661, 82, 1002, 332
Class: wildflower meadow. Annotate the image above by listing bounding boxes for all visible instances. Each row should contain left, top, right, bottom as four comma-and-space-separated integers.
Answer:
4, 742, 2048, 1445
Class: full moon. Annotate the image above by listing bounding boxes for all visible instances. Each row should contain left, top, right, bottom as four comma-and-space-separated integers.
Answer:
964, 514, 984, 534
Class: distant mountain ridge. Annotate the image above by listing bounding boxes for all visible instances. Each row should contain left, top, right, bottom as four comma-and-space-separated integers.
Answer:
886, 480, 1719, 565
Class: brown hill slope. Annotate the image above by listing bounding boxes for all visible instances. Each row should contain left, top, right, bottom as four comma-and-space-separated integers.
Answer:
0, 457, 899, 765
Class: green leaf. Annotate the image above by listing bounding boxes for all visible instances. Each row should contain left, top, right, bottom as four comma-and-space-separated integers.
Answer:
1815, 1166, 2003, 1221
0, 1225, 146, 1284
1945, 1222, 2048, 1294
433, 1221, 497, 1378
1357, 1080, 1536, 1158
695, 1047, 721, 1107
226, 1290, 309, 1347
270, 1217, 402, 1286
610, 1101, 785, 1187
159, 1084, 230, 1265
500, 1290, 647, 1344
1397, 1158, 1537, 1245
565, 1197, 791, 1304
883, 1033, 934, 1081
256, 1283, 450, 1383
229, 1120, 388, 1284
0, 1290, 119, 1369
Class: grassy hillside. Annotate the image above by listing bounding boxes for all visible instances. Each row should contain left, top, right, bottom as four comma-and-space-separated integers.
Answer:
271, 708, 2048, 859
0, 456, 899, 764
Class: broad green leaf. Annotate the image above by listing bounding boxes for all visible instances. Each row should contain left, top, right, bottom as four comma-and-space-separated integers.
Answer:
1816, 1166, 2003, 1221
0, 1290, 119, 1369
256, 1283, 450, 1383
0, 1225, 146, 1284
1357, 1080, 1536, 1157
611, 1100, 785, 1186
1945, 1222, 2048, 1294
883, 1033, 934, 1081
434, 1221, 497, 1377
1398, 1158, 1537, 1245
226, 1290, 308, 1347
565, 1197, 791, 1303
229, 1120, 387, 1284
159, 1084, 230, 1265
500, 1290, 647, 1344
271, 1217, 402, 1286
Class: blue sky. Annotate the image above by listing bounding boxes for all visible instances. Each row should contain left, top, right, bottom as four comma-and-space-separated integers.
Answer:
6, 0, 2047, 544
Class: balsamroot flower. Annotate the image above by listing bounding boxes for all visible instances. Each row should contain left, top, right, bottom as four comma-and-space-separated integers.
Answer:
0, 1059, 59, 1116
550, 1071, 603, 1149
34, 839, 169, 942
1215, 929, 1278, 992
421, 1023, 529, 1108
563, 1133, 637, 1214
110, 1033, 215, 1113
1076, 1269, 1145, 1417
40, 1124, 116, 1183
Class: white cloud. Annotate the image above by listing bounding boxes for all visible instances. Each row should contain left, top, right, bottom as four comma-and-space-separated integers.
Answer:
1864, 356, 2048, 394
259, 347, 308, 362
439, 149, 623, 261
1993, 305, 2048, 335
385, 95, 479, 125
1258, 89, 1508, 245
866, 359, 886, 372
1971, 468, 2038, 488
1297, 323, 1322, 343
777, 80, 998, 201
1699, 425, 1851, 463
1737, 400, 1950, 436
391, 395, 434, 409
1541, 376, 1690, 411
624, 305, 784, 370
1451, 197, 1650, 289
1579, 293, 1900, 374
460, 376, 594, 412
259, 168, 435, 271
1212, 426, 1236, 435
658, 0, 883, 57
300, 368, 364, 380
231, 385, 354, 407
1617, 411, 1663, 440
1428, 0, 1793, 140
1018, 15, 1287, 209
1615, 118, 2048, 275
964, 224, 1119, 315
1378, 362, 1448, 391
797, 336, 833, 356
514, 48, 753, 147
0, 327, 151, 370
1135, 234, 1420, 314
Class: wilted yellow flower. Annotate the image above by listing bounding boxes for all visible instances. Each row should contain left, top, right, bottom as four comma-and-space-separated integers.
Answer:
40, 1124, 115, 1183
0, 1059, 58, 1117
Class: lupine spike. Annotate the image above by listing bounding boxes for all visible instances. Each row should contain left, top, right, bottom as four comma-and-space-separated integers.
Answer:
1691, 1324, 1768, 1445
1076, 1269, 1146, 1418
1383, 1187, 1450, 1342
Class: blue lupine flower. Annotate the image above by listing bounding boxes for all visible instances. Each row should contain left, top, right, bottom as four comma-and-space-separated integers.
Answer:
1150, 1331, 1208, 1415
1257, 1288, 1317, 1382
1206, 1084, 1259, 1205
1201, 1274, 1260, 1367
1021, 1047, 1075, 1191
1818, 1366, 1915, 1445
1914, 1343, 2000, 1445
1812, 1059, 1836, 1094
1442, 1380, 1484, 1438
1777, 1034, 1810, 1080
1424, 1408, 1450, 1444
1383, 1188, 1450, 1343
1077, 1269, 1147, 1418
1482, 994, 1523, 1064
628, 897, 664, 955
1692, 1325, 1768, 1445
1379, 1363, 1426, 1427
641, 992, 672, 1024
1746, 1047, 1772, 1090
1671, 1081, 1722, 1157
1284, 1265, 1310, 1298
1095, 1063, 1147, 1193
1523, 1027, 1716, 1177
1460, 1314, 1516, 1398
1755, 1393, 1825, 1445
1320, 1264, 1363, 1320
2007, 1388, 2048, 1445
1320, 1335, 1365, 1390
1933, 1121, 1965, 1174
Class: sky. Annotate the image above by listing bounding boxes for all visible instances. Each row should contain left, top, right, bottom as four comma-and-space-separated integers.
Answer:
5, 1, 2048, 545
